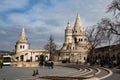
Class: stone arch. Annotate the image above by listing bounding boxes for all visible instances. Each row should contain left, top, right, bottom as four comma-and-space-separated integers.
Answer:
35, 55, 39, 61
74, 37, 77, 43
20, 55, 24, 61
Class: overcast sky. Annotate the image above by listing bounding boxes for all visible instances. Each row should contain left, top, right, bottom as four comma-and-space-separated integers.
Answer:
0, 0, 113, 51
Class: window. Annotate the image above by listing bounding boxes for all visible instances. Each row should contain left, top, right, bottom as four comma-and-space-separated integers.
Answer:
20, 45, 22, 49
74, 37, 77, 43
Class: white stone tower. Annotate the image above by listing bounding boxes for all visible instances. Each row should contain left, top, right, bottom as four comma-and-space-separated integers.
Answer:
73, 14, 86, 44
61, 14, 90, 63
15, 28, 29, 53
65, 21, 73, 44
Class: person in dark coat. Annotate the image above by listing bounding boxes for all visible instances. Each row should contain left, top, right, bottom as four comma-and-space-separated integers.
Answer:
35, 69, 39, 75
50, 62, 54, 69
0, 59, 3, 69
32, 70, 36, 76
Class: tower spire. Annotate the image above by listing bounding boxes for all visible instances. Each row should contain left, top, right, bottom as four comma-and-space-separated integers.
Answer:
18, 27, 28, 43
74, 14, 84, 32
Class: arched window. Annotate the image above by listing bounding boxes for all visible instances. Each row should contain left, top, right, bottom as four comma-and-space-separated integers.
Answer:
20, 45, 22, 49
74, 37, 77, 43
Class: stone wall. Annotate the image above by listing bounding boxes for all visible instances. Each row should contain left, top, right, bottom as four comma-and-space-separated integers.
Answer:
12, 62, 39, 67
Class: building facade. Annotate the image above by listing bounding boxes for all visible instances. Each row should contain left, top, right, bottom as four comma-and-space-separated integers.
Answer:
12, 28, 49, 62
61, 14, 90, 63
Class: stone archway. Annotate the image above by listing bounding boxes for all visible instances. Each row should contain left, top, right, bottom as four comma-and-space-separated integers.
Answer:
45, 56, 48, 61
74, 37, 77, 43
35, 55, 39, 61
20, 55, 24, 61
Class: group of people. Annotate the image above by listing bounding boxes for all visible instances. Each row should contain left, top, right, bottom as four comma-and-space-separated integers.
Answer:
32, 61, 54, 77
42, 61, 54, 69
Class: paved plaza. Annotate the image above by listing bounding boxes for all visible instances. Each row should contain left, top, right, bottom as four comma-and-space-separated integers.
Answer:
0, 66, 77, 80
0, 64, 120, 80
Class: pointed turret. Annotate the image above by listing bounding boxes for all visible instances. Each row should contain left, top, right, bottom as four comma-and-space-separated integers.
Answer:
18, 27, 28, 43
73, 14, 84, 33
65, 21, 72, 44
15, 28, 29, 53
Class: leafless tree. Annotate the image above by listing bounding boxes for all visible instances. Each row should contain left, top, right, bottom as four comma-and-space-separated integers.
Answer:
98, 18, 120, 44
87, 25, 106, 52
99, 18, 120, 35
98, 0, 120, 44
108, 0, 120, 34
86, 25, 106, 65
44, 35, 57, 61
107, 0, 120, 17
87, 0, 120, 65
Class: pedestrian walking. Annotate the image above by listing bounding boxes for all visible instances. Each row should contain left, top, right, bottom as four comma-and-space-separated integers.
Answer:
51, 61, 54, 69
0, 59, 3, 69
32, 70, 36, 77
35, 69, 39, 75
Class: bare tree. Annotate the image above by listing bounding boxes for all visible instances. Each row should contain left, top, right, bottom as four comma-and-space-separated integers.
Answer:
105, 0, 120, 37
87, 25, 106, 51
107, 0, 120, 17
99, 18, 120, 35
44, 35, 57, 61
87, 0, 120, 66
86, 25, 106, 65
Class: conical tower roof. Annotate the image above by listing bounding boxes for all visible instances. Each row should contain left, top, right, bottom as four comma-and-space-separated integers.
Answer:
18, 27, 28, 43
74, 14, 84, 32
